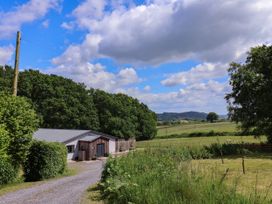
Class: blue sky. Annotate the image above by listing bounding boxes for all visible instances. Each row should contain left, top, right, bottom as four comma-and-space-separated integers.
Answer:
1, 0, 271, 114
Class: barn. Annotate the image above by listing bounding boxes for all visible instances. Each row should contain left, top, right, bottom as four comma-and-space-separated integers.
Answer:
33, 128, 135, 160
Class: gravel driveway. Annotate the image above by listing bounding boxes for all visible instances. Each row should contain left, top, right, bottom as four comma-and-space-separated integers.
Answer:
0, 160, 104, 204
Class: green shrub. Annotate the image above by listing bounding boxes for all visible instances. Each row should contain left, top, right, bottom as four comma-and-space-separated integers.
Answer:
205, 143, 254, 156
0, 125, 9, 159
0, 93, 39, 167
23, 140, 67, 181
0, 158, 18, 185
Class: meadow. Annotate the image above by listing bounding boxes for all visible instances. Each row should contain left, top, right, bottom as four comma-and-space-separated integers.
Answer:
99, 148, 272, 204
96, 122, 272, 203
137, 135, 266, 149
157, 121, 239, 138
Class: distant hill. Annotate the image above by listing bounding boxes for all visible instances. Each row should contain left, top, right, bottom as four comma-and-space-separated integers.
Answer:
157, 111, 208, 121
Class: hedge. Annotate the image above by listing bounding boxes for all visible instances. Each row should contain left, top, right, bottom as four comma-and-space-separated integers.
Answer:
24, 140, 67, 181
0, 158, 18, 185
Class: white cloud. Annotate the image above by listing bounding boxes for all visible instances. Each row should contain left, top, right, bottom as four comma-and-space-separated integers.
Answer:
0, 45, 14, 65
161, 63, 227, 86
56, 0, 272, 65
47, 63, 141, 92
123, 80, 229, 113
51, 0, 272, 113
144, 85, 151, 91
61, 22, 75, 30
0, 0, 61, 39
42, 19, 50, 28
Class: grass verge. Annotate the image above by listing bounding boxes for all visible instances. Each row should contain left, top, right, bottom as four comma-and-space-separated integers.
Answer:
81, 184, 104, 204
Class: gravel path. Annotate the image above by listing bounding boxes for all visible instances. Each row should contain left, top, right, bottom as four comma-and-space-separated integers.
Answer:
0, 161, 104, 204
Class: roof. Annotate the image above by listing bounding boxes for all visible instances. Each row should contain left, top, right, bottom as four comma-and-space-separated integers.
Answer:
33, 128, 116, 144
79, 135, 101, 142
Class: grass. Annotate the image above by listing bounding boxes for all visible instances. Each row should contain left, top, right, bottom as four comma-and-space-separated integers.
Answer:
0, 162, 79, 196
99, 149, 272, 204
157, 121, 238, 137
81, 184, 104, 204
191, 157, 272, 200
137, 135, 266, 149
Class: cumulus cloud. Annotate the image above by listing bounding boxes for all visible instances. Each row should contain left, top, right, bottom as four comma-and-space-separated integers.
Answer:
161, 63, 227, 86
0, 45, 14, 65
0, 0, 61, 39
52, 0, 272, 113
56, 0, 272, 65
124, 80, 229, 113
48, 63, 141, 92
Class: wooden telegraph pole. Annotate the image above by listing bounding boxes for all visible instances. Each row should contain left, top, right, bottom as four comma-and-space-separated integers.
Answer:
12, 31, 21, 96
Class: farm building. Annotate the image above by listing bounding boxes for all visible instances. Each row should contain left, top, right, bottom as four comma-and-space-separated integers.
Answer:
33, 129, 135, 160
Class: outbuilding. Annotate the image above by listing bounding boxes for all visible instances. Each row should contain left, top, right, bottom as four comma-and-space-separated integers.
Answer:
33, 128, 135, 160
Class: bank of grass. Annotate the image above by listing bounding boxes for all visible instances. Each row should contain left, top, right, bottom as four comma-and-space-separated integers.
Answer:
137, 135, 266, 149
0, 163, 79, 196
157, 122, 239, 138
99, 149, 271, 204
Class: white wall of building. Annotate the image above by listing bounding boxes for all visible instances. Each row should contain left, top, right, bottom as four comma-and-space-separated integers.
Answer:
66, 140, 79, 160
109, 138, 116, 154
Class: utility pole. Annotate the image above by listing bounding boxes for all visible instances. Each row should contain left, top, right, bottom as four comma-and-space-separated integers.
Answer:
12, 31, 21, 96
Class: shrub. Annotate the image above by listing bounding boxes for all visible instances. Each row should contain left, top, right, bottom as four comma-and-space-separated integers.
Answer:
205, 143, 255, 156
24, 140, 67, 181
0, 93, 39, 167
0, 125, 9, 159
0, 158, 18, 185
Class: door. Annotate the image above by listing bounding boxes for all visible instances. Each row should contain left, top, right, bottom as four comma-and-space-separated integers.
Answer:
96, 143, 105, 157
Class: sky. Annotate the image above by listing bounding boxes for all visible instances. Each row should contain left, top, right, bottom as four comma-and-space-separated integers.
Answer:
0, 0, 272, 114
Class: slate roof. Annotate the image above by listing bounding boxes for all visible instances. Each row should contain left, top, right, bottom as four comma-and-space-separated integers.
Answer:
79, 135, 101, 142
33, 128, 116, 144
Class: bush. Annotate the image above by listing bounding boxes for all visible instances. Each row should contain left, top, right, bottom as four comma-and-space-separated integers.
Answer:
0, 125, 9, 158
0, 93, 39, 167
24, 140, 67, 181
205, 143, 255, 156
0, 158, 18, 185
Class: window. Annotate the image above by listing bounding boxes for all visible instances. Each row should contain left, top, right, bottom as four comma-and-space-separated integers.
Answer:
67, 145, 75, 153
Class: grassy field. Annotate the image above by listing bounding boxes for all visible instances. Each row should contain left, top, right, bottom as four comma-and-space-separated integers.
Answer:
137, 135, 266, 149
192, 157, 272, 199
99, 149, 272, 203
157, 121, 238, 137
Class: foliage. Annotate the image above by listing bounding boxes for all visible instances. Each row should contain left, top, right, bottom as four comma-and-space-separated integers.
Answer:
0, 158, 18, 185
18, 69, 100, 130
99, 149, 261, 204
206, 112, 219, 123
0, 125, 9, 159
226, 45, 272, 143
24, 140, 67, 181
0, 67, 157, 140
0, 93, 39, 167
157, 130, 252, 139
92, 89, 157, 140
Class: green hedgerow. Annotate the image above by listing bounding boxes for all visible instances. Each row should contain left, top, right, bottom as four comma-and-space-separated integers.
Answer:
23, 140, 67, 181
0, 158, 18, 185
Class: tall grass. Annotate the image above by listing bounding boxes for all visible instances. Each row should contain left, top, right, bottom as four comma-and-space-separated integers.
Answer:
100, 148, 270, 204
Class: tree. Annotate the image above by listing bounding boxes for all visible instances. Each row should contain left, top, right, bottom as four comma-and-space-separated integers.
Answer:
226, 45, 272, 143
0, 93, 39, 166
92, 89, 157, 140
206, 112, 218, 123
18, 70, 100, 130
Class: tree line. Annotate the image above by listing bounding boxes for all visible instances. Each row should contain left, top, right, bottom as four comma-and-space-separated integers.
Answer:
0, 67, 157, 140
